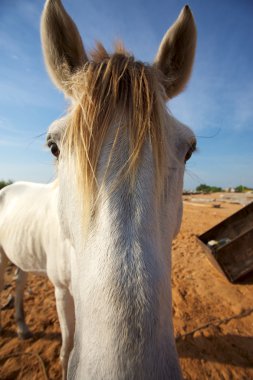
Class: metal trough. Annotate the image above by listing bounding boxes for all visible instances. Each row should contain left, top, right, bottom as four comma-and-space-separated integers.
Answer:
197, 202, 253, 282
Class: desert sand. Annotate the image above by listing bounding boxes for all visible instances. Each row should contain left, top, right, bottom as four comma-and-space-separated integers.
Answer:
1, 195, 252, 379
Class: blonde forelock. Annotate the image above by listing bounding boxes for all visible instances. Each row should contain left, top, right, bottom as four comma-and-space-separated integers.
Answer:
63, 42, 168, 227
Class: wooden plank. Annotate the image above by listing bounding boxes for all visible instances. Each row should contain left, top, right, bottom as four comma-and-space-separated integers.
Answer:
199, 201, 253, 244
215, 229, 253, 282
197, 202, 253, 282
196, 238, 227, 277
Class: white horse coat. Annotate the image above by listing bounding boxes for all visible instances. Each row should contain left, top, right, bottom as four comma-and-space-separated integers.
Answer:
0, 181, 75, 379
1, 0, 198, 379
40, 1, 197, 378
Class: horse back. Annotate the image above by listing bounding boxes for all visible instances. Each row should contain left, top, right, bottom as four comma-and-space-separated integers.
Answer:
0, 182, 53, 273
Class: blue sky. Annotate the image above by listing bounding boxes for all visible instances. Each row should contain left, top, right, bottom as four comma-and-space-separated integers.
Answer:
0, 0, 252, 190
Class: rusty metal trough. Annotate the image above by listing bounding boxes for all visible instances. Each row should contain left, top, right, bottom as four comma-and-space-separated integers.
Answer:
197, 201, 253, 283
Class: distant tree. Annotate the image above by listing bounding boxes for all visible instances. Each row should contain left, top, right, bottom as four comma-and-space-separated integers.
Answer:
235, 185, 250, 193
196, 184, 211, 193
210, 186, 223, 193
0, 180, 13, 190
196, 184, 223, 194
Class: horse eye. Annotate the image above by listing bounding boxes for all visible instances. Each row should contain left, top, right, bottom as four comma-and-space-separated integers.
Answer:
185, 150, 193, 162
185, 141, 196, 163
50, 143, 60, 158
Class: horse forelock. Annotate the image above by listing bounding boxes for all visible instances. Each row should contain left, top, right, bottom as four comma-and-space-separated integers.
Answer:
62, 42, 169, 226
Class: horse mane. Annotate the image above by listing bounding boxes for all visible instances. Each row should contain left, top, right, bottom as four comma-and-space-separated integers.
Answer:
64, 42, 168, 223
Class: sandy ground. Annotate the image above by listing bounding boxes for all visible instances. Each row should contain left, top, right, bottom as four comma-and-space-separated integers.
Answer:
1, 195, 253, 379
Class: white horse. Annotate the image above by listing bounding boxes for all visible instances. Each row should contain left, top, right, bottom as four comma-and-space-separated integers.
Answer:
4, 0, 196, 378
0, 181, 75, 379
41, 1, 197, 378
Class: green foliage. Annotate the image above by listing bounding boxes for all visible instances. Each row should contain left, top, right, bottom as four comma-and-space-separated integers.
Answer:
235, 185, 252, 193
0, 180, 13, 190
196, 184, 223, 193
196, 184, 253, 193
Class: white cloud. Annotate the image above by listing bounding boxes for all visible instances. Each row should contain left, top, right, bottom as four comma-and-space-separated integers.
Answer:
169, 65, 253, 134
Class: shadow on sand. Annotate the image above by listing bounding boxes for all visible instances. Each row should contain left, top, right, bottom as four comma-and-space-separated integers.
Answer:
177, 333, 253, 368
1, 328, 61, 342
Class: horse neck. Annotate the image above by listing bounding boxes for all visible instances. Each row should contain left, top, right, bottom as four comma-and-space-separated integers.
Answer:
68, 148, 181, 379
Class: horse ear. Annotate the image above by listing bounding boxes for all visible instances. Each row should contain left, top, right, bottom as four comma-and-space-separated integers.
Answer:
154, 5, 197, 99
41, 0, 88, 95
